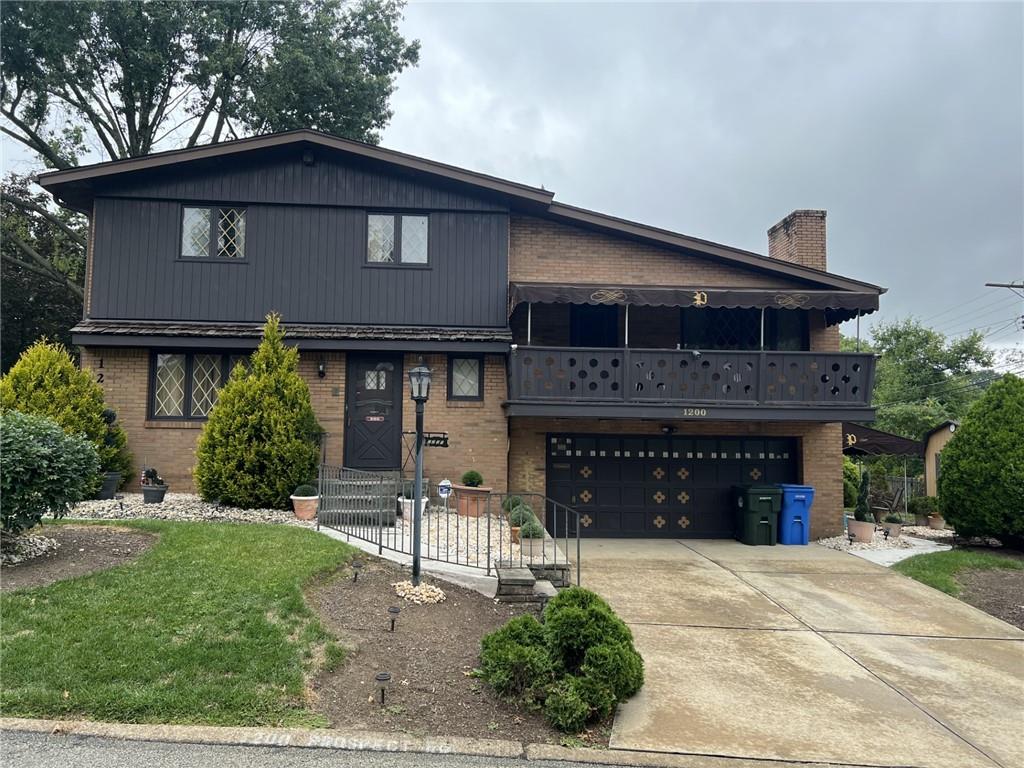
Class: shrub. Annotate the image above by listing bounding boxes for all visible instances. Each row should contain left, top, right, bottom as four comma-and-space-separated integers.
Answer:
543, 678, 591, 733
141, 467, 165, 486
480, 615, 552, 698
575, 672, 618, 720
502, 495, 524, 512
843, 457, 860, 508
883, 514, 902, 524
519, 518, 545, 539
908, 495, 940, 518
461, 470, 483, 487
581, 641, 645, 700
543, 587, 633, 674
509, 505, 535, 527
0, 340, 131, 485
938, 375, 1024, 539
293, 484, 317, 497
194, 314, 323, 509
1, 410, 99, 535
854, 470, 872, 522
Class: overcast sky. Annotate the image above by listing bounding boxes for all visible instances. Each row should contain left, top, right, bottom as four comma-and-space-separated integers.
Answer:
382, 1, 1023, 352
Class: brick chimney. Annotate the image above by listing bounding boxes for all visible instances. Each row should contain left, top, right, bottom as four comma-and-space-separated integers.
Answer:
767, 210, 827, 271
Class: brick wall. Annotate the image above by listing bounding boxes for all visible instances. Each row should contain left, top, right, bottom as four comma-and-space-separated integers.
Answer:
767, 210, 827, 273
81, 346, 508, 495
508, 417, 844, 540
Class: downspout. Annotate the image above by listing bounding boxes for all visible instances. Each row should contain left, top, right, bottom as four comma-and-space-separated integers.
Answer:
526, 302, 532, 345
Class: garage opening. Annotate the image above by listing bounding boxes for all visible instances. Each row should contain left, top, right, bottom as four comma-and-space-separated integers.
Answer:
546, 434, 799, 538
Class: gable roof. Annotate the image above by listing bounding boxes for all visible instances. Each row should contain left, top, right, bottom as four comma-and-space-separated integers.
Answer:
37, 129, 884, 297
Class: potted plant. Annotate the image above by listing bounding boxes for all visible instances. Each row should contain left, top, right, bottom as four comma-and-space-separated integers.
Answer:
97, 409, 123, 499
454, 470, 492, 518
140, 467, 168, 504
847, 470, 875, 543
882, 514, 903, 539
290, 483, 318, 521
508, 504, 535, 544
909, 496, 939, 527
927, 512, 947, 530
518, 517, 546, 558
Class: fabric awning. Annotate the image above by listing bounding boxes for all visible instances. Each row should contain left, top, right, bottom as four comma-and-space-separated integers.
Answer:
509, 283, 879, 326
842, 422, 924, 457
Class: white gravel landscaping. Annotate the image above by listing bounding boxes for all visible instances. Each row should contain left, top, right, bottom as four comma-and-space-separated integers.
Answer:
68, 493, 315, 527
901, 525, 956, 542
0, 533, 59, 566
817, 529, 915, 552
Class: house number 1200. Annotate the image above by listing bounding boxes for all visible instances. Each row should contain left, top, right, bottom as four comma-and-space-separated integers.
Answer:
681, 408, 708, 417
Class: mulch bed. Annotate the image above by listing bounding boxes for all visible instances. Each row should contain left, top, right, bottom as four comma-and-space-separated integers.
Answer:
958, 547, 1024, 630
307, 559, 608, 746
0, 524, 156, 592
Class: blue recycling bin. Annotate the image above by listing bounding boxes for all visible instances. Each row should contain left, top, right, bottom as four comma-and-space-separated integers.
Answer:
777, 484, 814, 545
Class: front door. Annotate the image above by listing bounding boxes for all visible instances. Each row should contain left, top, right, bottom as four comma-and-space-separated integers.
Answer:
345, 355, 403, 470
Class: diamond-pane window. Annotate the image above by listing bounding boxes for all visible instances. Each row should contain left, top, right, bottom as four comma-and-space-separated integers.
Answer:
449, 357, 481, 400
365, 370, 387, 390
181, 207, 211, 258
401, 215, 428, 263
367, 214, 395, 262
154, 354, 186, 417
217, 208, 246, 259
190, 354, 221, 416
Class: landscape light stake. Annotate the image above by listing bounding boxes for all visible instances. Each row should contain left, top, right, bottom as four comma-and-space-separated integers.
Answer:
375, 672, 392, 705
352, 560, 363, 583
408, 360, 432, 586
387, 606, 401, 631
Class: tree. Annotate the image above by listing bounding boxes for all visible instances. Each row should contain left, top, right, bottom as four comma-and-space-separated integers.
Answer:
0, 340, 132, 482
194, 314, 322, 509
938, 374, 1024, 540
1, 175, 85, 371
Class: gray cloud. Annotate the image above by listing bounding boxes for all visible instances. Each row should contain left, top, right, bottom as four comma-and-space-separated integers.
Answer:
384, 2, 1023, 347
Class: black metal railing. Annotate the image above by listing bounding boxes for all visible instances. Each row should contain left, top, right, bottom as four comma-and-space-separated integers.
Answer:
508, 346, 876, 407
317, 464, 581, 584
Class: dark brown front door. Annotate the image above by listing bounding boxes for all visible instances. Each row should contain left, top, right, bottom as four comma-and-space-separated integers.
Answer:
546, 434, 798, 538
345, 355, 403, 470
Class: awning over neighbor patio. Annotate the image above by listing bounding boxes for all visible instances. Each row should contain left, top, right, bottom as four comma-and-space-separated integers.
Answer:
509, 282, 879, 325
842, 422, 924, 457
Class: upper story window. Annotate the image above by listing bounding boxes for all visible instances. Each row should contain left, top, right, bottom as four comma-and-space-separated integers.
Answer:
367, 213, 429, 265
181, 206, 247, 260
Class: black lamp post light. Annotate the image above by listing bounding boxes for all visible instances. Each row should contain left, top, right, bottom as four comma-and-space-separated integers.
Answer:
375, 671, 392, 705
387, 605, 401, 631
408, 360, 432, 586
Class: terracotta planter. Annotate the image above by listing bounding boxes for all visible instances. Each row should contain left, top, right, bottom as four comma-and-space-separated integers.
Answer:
141, 484, 168, 504
927, 515, 946, 530
510, 526, 521, 544
454, 484, 492, 518
847, 518, 875, 543
882, 522, 903, 539
915, 514, 930, 527
291, 495, 318, 521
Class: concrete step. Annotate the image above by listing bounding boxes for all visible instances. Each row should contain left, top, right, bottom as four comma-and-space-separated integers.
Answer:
496, 567, 536, 587
533, 579, 557, 600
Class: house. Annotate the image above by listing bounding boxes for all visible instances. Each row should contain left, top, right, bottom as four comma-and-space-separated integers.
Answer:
38, 129, 884, 540
923, 420, 959, 497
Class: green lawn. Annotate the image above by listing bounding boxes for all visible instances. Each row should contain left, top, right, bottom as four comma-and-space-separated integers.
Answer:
893, 549, 1024, 596
1, 520, 355, 726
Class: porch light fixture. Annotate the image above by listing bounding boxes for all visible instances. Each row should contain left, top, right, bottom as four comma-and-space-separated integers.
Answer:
317, 358, 326, 379
660, 425, 677, 435
408, 359, 432, 586
375, 672, 392, 705
387, 605, 401, 631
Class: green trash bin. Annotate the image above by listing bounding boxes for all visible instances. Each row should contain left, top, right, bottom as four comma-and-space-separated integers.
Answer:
733, 485, 782, 546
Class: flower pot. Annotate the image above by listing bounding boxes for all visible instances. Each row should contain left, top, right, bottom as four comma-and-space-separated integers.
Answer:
914, 514, 929, 527
98, 471, 121, 500
454, 484, 492, 518
399, 497, 429, 518
142, 484, 168, 504
510, 526, 521, 544
927, 515, 946, 530
291, 495, 318, 521
847, 518, 875, 543
520, 536, 545, 559
882, 522, 902, 539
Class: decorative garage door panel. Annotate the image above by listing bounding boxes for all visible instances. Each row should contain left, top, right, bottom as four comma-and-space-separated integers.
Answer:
546, 434, 798, 538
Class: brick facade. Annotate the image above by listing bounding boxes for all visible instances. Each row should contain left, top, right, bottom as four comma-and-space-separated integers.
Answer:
81, 347, 508, 494
767, 210, 828, 273
508, 417, 844, 540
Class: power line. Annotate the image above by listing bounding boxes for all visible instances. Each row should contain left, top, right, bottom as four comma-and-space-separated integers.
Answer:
938, 314, 1022, 339
930, 296, 1022, 333
875, 366, 1024, 407
915, 289, 1002, 325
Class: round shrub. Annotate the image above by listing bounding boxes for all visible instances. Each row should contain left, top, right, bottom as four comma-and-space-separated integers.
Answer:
194, 314, 323, 509
575, 672, 617, 720
480, 614, 552, 698
518, 518, 545, 539
544, 585, 613, 615
0, 340, 131, 485
581, 641, 645, 700
461, 470, 483, 487
543, 678, 590, 733
908, 495, 940, 518
543, 588, 633, 674
1, 410, 99, 535
938, 374, 1024, 539
293, 484, 317, 497
508, 505, 535, 527
502, 495, 524, 512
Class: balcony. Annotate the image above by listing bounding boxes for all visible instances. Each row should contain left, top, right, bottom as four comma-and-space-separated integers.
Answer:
506, 346, 877, 421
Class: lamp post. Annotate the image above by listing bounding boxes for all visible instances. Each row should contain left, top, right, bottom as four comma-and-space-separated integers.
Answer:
408, 360, 431, 586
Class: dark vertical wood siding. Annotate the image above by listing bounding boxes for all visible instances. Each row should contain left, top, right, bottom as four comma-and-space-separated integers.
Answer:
91, 198, 509, 326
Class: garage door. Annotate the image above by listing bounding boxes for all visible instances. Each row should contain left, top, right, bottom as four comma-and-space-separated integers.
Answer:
546, 434, 799, 538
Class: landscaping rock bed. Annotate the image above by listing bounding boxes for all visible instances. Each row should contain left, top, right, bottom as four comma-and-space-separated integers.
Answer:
69, 493, 314, 527
902, 525, 956, 543
0, 533, 59, 567
0, 524, 156, 591
817, 529, 914, 552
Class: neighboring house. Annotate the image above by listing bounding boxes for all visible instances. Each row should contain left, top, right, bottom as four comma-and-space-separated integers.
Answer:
39, 130, 884, 540
923, 420, 959, 497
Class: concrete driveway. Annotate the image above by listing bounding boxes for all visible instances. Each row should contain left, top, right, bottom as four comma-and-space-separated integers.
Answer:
580, 539, 1024, 768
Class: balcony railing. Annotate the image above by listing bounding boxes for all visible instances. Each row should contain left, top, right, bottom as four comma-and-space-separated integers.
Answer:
508, 346, 876, 408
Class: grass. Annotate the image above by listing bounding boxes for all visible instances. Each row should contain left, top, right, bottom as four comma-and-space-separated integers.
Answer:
1, 520, 356, 726
893, 549, 1024, 596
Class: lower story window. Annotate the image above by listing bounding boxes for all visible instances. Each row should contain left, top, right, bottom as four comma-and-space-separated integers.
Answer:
448, 355, 483, 400
151, 352, 245, 419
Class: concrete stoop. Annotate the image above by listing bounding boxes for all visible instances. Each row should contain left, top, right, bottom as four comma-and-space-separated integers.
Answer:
495, 567, 557, 604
